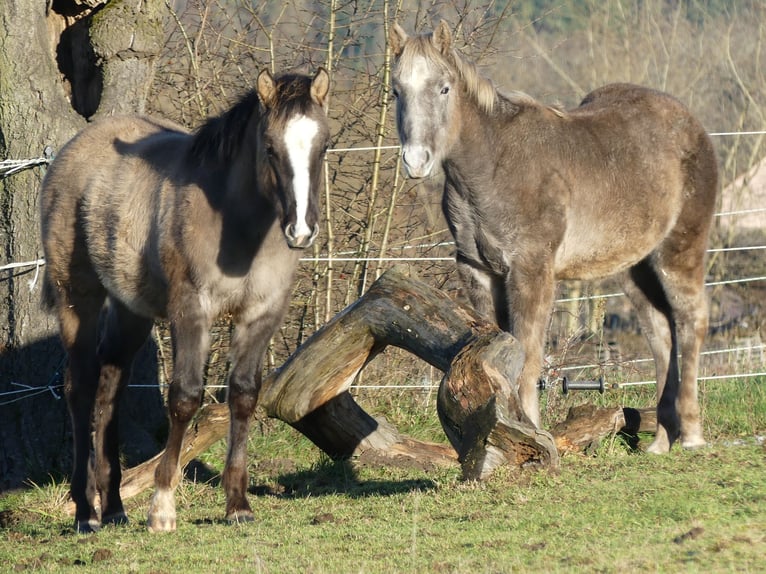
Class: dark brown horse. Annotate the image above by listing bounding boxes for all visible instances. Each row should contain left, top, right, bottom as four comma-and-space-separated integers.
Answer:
390, 22, 718, 453
40, 68, 331, 532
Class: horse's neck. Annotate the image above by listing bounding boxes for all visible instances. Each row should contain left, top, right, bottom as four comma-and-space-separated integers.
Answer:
222, 154, 277, 220
444, 103, 499, 182
446, 94, 528, 178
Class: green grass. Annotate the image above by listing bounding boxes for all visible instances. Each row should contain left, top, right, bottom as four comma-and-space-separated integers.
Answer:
1, 377, 765, 573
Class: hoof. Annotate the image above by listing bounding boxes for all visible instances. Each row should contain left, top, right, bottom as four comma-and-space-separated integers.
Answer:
147, 489, 177, 533
645, 439, 671, 454
102, 512, 129, 527
226, 511, 254, 525
74, 518, 100, 534
681, 436, 707, 450
147, 513, 177, 533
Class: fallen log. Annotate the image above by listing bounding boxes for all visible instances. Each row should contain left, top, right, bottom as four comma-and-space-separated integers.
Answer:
551, 405, 658, 454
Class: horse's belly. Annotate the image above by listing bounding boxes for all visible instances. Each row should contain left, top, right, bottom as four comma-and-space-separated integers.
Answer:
554, 234, 657, 280
96, 256, 169, 318
553, 198, 678, 280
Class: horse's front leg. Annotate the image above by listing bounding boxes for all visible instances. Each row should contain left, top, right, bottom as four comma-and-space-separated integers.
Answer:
456, 257, 502, 323
221, 310, 282, 524
147, 306, 210, 533
503, 263, 557, 429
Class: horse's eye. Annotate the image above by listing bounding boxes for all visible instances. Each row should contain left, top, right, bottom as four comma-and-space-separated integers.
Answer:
265, 143, 276, 158
440, 86, 450, 95
391, 88, 399, 99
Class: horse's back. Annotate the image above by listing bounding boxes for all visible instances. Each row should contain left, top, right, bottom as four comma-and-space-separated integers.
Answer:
573, 83, 718, 215
41, 115, 187, 222
539, 84, 718, 278
41, 115, 189, 316
574, 83, 714, 163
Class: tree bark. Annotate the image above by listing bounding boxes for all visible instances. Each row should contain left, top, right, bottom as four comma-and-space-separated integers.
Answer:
0, 0, 165, 491
438, 333, 559, 480
260, 265, 491, 464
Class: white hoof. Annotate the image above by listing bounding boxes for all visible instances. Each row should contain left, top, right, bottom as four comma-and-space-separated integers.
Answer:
147, 488, 177, 533
681, 436, 707, 450
645, 438, 671, 454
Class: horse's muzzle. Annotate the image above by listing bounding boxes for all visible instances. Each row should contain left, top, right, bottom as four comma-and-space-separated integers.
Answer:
401, 145, 433, 178
285, 222, 319, 249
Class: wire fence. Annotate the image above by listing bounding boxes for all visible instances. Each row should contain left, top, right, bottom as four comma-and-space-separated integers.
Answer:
1, 130, 765, 406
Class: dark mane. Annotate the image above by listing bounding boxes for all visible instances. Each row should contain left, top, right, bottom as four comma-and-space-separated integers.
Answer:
269, 73, 320, 118
188, 73, 320, 165
188, 91, 260, 165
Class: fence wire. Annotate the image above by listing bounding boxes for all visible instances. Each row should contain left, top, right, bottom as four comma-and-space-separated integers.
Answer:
1, 130, 765, 403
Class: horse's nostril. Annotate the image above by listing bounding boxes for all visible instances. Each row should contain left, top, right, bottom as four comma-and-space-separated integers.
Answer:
284, 223, 318, 249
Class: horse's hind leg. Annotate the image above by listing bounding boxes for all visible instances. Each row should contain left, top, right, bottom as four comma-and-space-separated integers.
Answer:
624, 255, 708, 453
623, 261, 678, 453
93, 299, 153, 526
56, 291, 104, 533
653, 247, 708, 450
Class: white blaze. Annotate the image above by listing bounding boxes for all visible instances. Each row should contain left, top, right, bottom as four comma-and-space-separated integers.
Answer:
403, 58, 431, 92
283, 115, 319, 239
397, 58, 436, 178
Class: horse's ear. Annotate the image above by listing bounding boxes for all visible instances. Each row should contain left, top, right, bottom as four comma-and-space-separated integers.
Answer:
389, 22, 408, 57
311, 67, 330, 111
257, 69, 278, 109
432, 20, 452, 55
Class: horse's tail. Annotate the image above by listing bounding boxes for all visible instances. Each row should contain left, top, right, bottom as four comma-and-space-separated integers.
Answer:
685, 128, 720, 213
41, 269, 57, 312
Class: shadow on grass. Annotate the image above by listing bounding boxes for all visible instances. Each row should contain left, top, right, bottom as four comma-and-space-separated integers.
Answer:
249, 457, 438, 500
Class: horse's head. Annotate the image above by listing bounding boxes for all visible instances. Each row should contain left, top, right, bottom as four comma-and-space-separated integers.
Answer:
389, 21, 462, 179
256, 68, 330, 249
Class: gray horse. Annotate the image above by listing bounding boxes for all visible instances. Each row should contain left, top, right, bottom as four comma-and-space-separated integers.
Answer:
390, 21, 718, 454
41, 68, 330, 532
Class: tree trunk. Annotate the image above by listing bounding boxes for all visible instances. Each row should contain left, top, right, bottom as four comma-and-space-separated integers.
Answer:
0, 0, 165, 491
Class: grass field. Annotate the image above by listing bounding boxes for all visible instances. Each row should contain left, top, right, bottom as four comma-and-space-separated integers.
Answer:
1, 377, 764, 573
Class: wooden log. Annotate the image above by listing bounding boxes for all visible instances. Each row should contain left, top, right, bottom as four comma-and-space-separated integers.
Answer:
259, 265, 497, 463
551, 404, 626, 453
551, 405, 658, 453
438, 333, 559, 480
